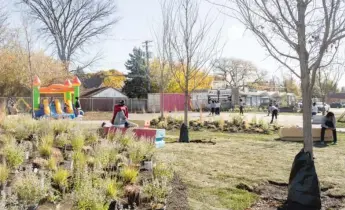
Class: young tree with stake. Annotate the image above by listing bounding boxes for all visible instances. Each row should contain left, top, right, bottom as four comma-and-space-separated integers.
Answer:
163, 0, 222, 137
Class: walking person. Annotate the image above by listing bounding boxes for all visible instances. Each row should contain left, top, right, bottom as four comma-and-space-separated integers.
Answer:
320, 112, 337, 145
239, 99, 244, 115
269, 103, 279, 124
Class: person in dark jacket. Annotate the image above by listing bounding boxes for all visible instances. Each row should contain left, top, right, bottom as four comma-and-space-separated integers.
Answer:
269, 103, 279, 124
320, 111, 337, 145
75, 97, 81, 109
239, 99, 244, 115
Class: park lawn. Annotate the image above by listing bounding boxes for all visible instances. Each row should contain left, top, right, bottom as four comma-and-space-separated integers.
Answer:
156, 131, 345, 210
82, 111, 113, 120
337, 120, 345, 128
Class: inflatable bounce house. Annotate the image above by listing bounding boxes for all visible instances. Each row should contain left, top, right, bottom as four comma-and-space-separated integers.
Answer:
33, 76, 83, 119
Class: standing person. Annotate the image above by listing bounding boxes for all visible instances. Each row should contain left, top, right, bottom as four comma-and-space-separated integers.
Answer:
239, 99, 244, 115
320, 112, 337, 145
215, 101, 220, 115
312, 102, 318, 116
267, 103, 271, 116
269, 103, 279, 124
74, 97, 82, 116
6, 97, 14, 115
210, 101, 216, 116
217, 101, 221, 115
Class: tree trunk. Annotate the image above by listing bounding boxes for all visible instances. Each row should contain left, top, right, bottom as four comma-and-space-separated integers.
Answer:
160, 86, 164, 119
184, 89, 188, 126
160, 64, 164, 119
302, 77, 313, 155
322, 95, 326, 116
297, 1, 313, 155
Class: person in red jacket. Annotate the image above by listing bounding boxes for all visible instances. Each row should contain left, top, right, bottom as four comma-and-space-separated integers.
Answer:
111, 100, 129, 124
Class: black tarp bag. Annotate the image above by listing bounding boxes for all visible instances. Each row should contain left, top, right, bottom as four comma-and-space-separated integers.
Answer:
287, 149, 321, 210
179, 123, 189, 143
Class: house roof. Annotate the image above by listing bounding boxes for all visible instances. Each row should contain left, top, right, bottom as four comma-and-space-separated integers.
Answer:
80, 76, 103, 89
81, 87, 127, 98
81, 87, 108, 97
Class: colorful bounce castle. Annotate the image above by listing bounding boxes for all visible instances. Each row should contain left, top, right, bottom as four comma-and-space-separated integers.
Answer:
33, 76, 83, 119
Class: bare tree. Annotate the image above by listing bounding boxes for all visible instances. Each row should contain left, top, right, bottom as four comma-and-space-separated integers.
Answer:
213, 58, 266, 90
21, 17, 36, 116
210, 0, 345, 154
21, 0, 118, 72
315, 63, 345, 114
164, 0, 222, 127
0, 1, 8, 45
152, 0, 175, 119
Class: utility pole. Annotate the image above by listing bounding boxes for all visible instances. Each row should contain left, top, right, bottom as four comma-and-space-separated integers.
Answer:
143, 40, 153, 93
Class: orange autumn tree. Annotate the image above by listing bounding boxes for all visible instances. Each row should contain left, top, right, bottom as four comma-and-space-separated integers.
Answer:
0, 48, 67, 96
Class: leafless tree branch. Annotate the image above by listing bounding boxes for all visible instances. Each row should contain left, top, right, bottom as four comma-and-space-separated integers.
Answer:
20, 0, 119, 72
209, 0, 345, 153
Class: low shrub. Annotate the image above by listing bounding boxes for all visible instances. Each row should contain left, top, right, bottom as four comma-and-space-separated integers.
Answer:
119, 134, 135, 149
85, 132, 99, 145
39, 142, 53, 158
71, 132, 85, 151
53, 168, 69, 189
73, 151, 87, 170
94, 143, 118, 169
4, 143, 24, 169
54, 133, 69, 148
128, 140, 155, 165
153, 163, 173, 181
120, 167, 139, 184
0, 164, 9, 184
143, 178, 170, 204
14, 172, 48, 206
76, 175, 108, 210
47, 157, 57, 171
104, 179, 119, 199
40, 133, 54, 146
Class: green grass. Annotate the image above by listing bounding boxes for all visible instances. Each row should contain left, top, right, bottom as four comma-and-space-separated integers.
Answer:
156, 131, 345, 210
336, 121, 345, 128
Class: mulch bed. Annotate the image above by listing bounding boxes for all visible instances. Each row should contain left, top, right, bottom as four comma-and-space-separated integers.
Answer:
247, 181, 345, 210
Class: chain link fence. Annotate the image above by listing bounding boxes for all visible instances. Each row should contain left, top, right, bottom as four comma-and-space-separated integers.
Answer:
0, 97, 148, 113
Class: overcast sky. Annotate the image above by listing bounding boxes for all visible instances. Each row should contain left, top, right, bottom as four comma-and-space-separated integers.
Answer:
7, 0, 345, 87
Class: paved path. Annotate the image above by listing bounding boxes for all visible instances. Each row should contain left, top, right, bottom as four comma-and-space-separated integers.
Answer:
79, 111, 345, 132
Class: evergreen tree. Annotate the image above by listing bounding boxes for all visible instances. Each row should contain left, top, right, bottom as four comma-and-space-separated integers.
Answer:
122, 48, 148, 98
